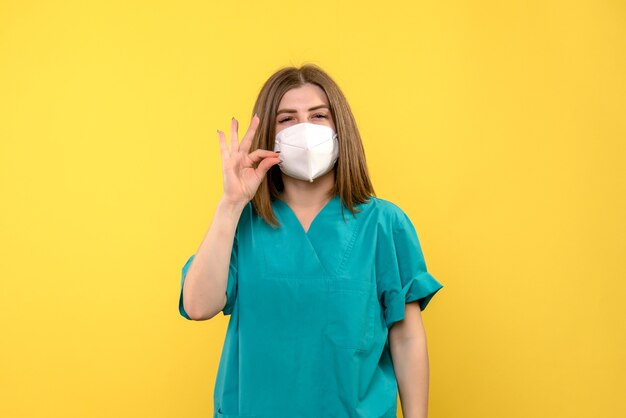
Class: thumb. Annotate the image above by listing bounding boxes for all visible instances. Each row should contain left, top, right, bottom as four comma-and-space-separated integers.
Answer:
254, 157, 280, 180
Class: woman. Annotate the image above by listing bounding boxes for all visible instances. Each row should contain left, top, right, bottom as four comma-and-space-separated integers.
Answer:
178, 64, 444, 418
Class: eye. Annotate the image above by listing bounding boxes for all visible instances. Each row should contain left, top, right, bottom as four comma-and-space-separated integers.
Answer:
277, 116, 292, 123
313, 113, 327, 119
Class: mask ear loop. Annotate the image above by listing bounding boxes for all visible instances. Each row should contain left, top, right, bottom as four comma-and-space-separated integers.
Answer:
273, 137, 283, 168
331, 133, 339, 166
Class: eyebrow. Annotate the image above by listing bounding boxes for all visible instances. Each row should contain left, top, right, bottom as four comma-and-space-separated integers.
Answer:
276, 104, 329, 114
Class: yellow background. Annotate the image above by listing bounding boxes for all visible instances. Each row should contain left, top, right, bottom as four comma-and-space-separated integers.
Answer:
1, 1, 624, 417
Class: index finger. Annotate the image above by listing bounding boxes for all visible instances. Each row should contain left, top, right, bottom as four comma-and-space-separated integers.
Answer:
239, 113, 260, 154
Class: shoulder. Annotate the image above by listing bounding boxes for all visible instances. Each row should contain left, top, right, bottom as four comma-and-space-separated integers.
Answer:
362, 196, 412, 227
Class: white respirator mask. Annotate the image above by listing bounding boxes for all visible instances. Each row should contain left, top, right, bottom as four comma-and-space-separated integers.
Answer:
273, 122, 339, 183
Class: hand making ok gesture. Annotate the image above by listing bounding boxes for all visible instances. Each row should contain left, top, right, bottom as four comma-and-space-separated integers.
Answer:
217, 114, 281, 206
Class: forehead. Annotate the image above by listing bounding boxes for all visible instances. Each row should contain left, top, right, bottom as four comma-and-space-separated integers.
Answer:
277, 83, 329, 109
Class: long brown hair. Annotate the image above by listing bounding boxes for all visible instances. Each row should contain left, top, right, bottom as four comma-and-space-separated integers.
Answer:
250, 63, 375, 228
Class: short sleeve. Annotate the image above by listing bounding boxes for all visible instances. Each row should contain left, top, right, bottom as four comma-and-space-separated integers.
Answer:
178, 234, 239, 319
376, 209, 444, 329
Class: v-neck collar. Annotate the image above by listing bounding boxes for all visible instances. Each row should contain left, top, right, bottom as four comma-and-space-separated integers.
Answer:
274, 194, 341, 236
264, 194, 364, 278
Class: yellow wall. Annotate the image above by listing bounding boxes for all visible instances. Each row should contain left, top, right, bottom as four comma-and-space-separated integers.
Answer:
1, 1, 624, 417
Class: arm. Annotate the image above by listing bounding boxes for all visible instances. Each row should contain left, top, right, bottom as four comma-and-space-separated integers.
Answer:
389, 301, 430, 418
182, 114, 279, 320
182, 197, 246, 320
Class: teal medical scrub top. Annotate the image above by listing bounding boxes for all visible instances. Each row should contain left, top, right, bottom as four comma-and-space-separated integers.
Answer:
179, 194, 443, 418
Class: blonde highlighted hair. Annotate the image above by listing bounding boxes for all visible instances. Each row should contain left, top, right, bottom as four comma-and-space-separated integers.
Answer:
250, 63, 375, 227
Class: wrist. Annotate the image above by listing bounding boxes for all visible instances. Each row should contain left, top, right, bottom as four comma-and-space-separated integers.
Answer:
217, 196, 248, 215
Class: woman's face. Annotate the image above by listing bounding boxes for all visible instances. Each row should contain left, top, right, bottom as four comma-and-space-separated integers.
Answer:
275, 83, 336, 135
